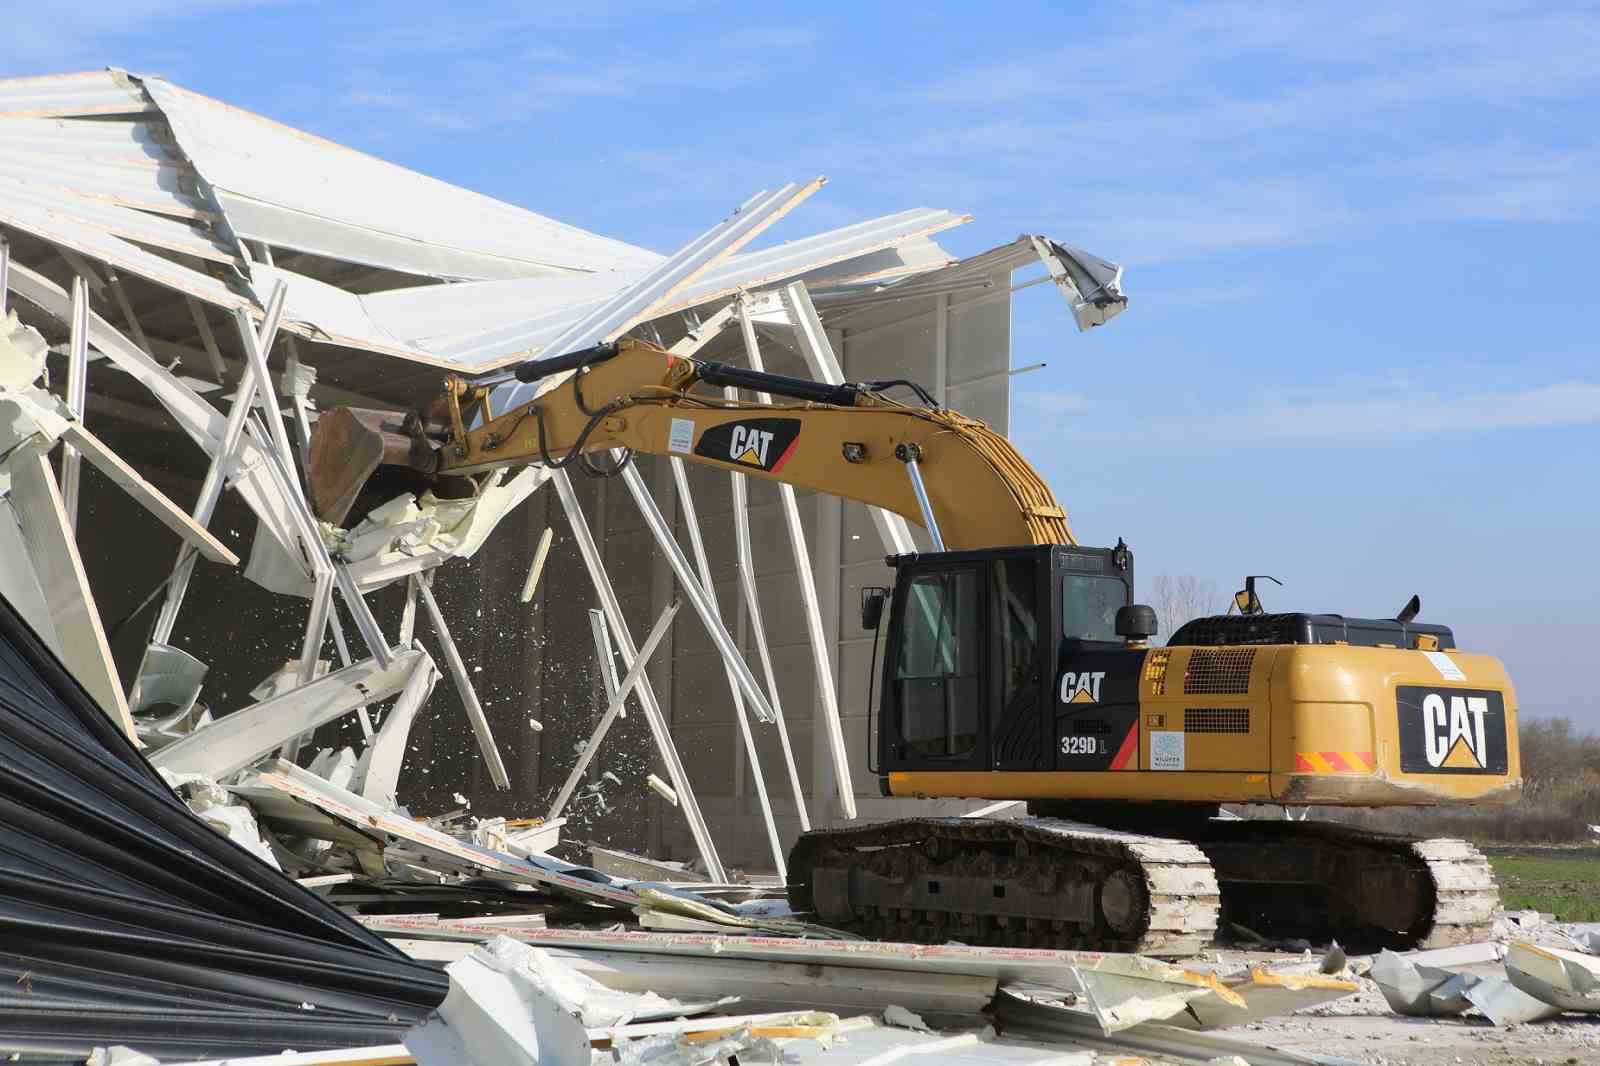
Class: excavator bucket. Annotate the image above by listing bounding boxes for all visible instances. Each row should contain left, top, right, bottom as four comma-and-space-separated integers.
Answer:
308, 407, 430, 526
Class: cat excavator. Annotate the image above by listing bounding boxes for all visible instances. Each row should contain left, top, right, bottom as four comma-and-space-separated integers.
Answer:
308, 337, 1520, 956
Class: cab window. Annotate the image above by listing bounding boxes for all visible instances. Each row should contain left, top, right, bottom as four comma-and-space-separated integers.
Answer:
894, 568, 980, 758
1062, 574, 1125, 642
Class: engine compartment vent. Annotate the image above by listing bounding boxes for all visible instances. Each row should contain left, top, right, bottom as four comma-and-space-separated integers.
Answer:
1183, 648, 1256, 694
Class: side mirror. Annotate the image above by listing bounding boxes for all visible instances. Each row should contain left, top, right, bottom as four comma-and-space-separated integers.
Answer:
1115, 604, 1158, 641
1233, 589, 1257, 615
861, 587, 889, 631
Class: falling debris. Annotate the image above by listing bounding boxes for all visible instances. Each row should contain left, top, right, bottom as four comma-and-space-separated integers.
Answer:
647, 773, 679, 806
520, 527, 554, 603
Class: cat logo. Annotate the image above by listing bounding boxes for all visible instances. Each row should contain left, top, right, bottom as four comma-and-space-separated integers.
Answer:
1396, 685, 1508, 775
693, 418, 801, 474
728, 425, 774, 467
1059, 670, 1106, 705
1422, 692, 1489, 769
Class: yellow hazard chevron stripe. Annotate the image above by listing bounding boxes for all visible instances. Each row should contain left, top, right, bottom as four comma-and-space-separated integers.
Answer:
1294, 751, 1375, 773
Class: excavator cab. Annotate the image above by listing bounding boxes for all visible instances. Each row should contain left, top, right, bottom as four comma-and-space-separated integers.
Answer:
873, 544, 1148, 779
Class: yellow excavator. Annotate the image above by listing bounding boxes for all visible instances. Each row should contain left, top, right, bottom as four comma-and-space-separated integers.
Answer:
308, 337, 1520, 956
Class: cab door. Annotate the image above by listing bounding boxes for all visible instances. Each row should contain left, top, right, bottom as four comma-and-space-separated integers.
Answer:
990, 555, 1048, 770
881, 564, 989, 773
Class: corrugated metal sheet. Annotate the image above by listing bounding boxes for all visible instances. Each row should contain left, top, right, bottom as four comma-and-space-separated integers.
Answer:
0, 177, 234, 263
270, 208, 967, 372
0, 70, 150, 118
0, 592, 448, 1062
492, 177, 823, 410
653, 207, 968, 315
141, 76, 662, 281
0, 118, 211, 220
0, 192, 246, 309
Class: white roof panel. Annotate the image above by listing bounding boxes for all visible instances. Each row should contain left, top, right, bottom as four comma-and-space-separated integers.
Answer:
0, 70, 150, 118
140, 77, 662, 282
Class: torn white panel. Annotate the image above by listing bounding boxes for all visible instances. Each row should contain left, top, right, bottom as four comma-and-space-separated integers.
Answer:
1505, 940, 1600, 1013
406, 939, 592, 1066
140, 76, 658, 282
481, 935, 733, 1028
150, 649, 429, 780
1464, 972, 1563, 1026
342, 467, 551, 592
2, 439, 134, 736
167, 773, 283, 871
129, 643, 210, 749
243, 758, 651, 908
0, 70, 151, 118
5, 264, 305, 564
356, 652, 438, 807
1369, 949, 1477, 1017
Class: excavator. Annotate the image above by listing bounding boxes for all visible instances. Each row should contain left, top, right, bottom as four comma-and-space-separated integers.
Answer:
308, 337, 1520, 956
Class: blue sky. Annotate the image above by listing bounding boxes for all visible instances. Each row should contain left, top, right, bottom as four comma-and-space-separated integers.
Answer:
6, 1, 1597, 726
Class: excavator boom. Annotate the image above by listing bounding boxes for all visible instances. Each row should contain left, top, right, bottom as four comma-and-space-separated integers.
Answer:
308, 338, 1073, 549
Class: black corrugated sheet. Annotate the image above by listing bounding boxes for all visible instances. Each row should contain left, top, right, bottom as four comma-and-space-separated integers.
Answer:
0, 593, 448, 1062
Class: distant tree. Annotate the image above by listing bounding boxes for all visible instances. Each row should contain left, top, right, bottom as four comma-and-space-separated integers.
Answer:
1149, 574, 1222, 641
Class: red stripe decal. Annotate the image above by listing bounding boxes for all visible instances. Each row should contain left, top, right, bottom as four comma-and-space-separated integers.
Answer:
1356, 751, 1375, 771
770, 436, 800, 473
1322, 751, 1354, 773
1295, 753, 1315, 772
1109, 724, 1138, 770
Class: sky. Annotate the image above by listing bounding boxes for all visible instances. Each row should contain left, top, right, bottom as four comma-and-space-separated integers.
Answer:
4, 1, 1597, 725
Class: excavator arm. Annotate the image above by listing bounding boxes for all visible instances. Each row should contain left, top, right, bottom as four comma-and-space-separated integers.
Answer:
309, 338, 1073, 551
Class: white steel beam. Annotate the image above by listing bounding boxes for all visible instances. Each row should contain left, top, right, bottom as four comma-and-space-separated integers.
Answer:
59, 275, 88, 530
780, 281, 915, 556
149, 282, 288, 645
746, 287, 856, 818
0, 236, 8, 316
493, 179, 821, 412
359, 653, 441, 807
57, 422, 237, 565
546, 601, 679, 821
616, 462, 776, 725
417, 572, 511, 790
731, 300, 810, 831
588, 609, 622, 707
183, 295, 227, 382
552, 468, 726, 882
150, 646, 430, 781
669, 457, 786, 876
5, 440, 135, 738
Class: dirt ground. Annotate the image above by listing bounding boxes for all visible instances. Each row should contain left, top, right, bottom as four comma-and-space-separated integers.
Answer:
1222, 1009, 1600, 1066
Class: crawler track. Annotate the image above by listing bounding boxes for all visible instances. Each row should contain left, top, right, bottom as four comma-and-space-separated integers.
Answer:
787, 816, 1219, 956
788, 816, 1499, 955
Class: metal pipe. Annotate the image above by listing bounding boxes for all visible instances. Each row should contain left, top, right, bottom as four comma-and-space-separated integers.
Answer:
901, 451, 946, 551
669, 456, 787, 877
0, 236, 9, 317
149, 283, 287, 645
417, 573, 512, 790
60, 275, 89, 530
760, 289, 860, 819
617, 461, 778, 725
552, 468, 727, 882
546, 602, 679, 822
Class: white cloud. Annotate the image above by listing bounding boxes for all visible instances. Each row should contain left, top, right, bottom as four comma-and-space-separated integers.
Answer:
0, 1, 283, 71
1240, 378, 1600, 438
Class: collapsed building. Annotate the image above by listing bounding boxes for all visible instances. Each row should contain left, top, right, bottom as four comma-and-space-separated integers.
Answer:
6, 68, 1595, 1066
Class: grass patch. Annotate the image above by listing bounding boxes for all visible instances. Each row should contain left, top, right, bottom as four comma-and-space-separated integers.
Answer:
1484, 847, 1600, 922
